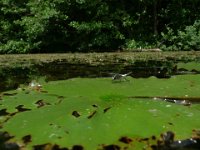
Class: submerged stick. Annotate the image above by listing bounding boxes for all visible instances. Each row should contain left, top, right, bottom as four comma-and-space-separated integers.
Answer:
128, 96, 200, 105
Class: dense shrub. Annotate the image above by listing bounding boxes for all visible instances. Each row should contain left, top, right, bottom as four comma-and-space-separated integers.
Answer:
160, 20, 200, 51
0, 0, 200, 53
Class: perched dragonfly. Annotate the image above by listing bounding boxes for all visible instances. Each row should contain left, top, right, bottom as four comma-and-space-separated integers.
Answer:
110, 72, 132, 81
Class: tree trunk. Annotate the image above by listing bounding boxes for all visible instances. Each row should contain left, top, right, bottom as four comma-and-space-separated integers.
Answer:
153, 0, 158, 36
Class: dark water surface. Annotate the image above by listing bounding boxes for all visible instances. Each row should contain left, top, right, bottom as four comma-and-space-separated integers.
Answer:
1, 58, 200, 92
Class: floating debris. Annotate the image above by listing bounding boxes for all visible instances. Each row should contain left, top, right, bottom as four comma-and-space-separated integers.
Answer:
0, 109, 9, 116
151, 131, 200, 150
33, 144, 68, 150
29, 80, 42, 91
22, 135, 32, 144
0, 132, 20, 150
2, 92, 17, 96
164, 99, 191, 106
87, 110, 97, 119
35, 100, 50, 108
72, 111, 81, 118
103, 107, 111, 113
72, 145, 84, 150
103, 144, 120, 150
129, 96, 197, 106
15, 105, 31, 112
119, 136, 133, 144
92, 104, 98, 108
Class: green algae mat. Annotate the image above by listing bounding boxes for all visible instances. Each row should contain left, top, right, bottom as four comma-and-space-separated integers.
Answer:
0, 75, 200, 150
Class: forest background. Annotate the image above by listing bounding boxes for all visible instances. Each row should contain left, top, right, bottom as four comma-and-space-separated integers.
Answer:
1, 0, 200, 54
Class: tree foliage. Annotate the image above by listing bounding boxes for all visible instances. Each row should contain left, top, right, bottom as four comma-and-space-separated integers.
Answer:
0, 0, 200, 53
160, 20, 200, 51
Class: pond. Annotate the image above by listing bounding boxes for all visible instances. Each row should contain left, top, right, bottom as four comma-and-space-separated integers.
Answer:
0, 53, 200, 150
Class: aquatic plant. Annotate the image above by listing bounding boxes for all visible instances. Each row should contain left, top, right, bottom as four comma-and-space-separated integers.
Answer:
0, 75, 200, 149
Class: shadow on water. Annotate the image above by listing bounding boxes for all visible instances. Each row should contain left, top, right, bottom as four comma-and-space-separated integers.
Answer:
0, 59, 199, 92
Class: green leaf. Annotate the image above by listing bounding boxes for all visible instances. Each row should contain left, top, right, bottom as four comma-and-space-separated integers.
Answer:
0, 75, 200, 149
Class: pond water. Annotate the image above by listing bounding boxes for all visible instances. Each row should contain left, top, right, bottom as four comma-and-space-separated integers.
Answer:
1, 59, 200, 92
0, 59, 200, 150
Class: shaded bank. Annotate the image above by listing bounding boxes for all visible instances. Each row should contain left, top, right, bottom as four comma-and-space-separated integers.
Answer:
0, 52, 200, 92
